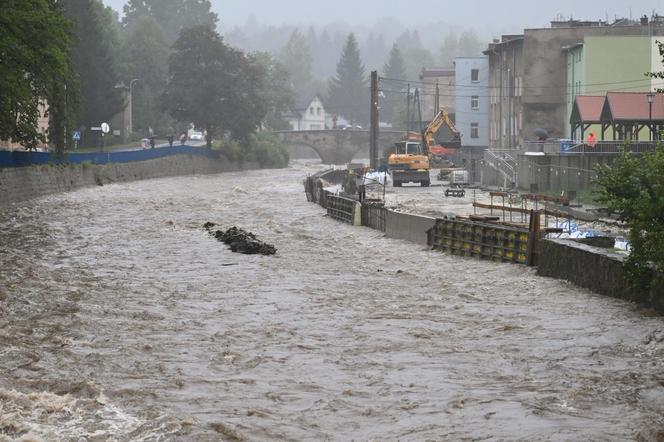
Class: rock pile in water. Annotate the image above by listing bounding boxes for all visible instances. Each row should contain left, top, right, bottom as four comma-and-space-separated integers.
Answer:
204, 223, 277, 256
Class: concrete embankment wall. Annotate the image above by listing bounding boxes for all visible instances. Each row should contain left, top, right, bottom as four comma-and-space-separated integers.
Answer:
0, 154, 254, 206
385, 211, 436, 246
516, 153, 615, 192
538, 239, 663, 313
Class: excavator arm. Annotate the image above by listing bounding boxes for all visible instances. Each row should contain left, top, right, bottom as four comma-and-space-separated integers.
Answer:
422, 110, 461, 152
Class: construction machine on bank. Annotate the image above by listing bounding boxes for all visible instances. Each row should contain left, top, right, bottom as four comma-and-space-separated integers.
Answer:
387, 109, 461, 187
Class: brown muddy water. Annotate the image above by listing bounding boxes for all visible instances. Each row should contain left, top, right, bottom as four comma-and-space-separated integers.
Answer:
0, 161, 663, 441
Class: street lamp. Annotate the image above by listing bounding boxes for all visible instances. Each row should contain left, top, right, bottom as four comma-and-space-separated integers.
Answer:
647, 92, 655, 141
128, 78, 142, 139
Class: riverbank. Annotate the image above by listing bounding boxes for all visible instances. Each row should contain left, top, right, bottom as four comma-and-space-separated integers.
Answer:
0, 154, 256, 206
306, 168, 663, 314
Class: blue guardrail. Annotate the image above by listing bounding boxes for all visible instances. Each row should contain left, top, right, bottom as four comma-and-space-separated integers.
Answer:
0, 145, 220, 168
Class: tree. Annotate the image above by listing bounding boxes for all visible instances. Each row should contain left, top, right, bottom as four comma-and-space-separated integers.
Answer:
278, 30, 313, 93
160, 26, 266, 148
60, 0, 124, 143
381, 44, 407, 124
119, 16, 170, 135
327, 33, 369, 125
594, 145, 664, 307
438, 33, 458, 67
457, 30, 482, 58
403, 47, 435, 81
123, 0, 218, 44
0, 0, 77, 152
251, 52, 294, 131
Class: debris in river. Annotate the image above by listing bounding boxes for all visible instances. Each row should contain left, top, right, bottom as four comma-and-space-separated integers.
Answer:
204, 223, 277, 256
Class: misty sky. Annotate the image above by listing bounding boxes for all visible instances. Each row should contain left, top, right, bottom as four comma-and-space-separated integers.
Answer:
104, 0, 663, 32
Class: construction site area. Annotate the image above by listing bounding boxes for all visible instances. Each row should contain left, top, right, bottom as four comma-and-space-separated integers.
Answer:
304, 161, 660, 311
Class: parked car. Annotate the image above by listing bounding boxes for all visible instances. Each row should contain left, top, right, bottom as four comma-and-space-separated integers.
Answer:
189, 131, 204, 141
140, 138, 150, 149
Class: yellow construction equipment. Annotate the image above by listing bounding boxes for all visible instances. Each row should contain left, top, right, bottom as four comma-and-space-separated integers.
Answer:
387, 109, 461, 187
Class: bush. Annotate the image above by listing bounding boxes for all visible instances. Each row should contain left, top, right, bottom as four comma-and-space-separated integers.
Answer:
213, 133, 289, 168
250, 132, 289, 168
594, 144, 664, 298
215, 139, 243, 163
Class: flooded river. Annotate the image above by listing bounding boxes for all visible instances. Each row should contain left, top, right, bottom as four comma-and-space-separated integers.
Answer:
1, 161, 663, 441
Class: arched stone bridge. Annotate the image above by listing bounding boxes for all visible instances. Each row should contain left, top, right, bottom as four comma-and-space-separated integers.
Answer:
271, 130, 404, 164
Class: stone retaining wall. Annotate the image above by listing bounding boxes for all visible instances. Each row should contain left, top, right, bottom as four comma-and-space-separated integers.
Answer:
0, 154, 255, 206
538, 238, 663, 313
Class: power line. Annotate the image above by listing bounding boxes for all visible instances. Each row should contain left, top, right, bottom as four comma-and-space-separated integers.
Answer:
379, 75, 657, 91
378, 81, 658, 99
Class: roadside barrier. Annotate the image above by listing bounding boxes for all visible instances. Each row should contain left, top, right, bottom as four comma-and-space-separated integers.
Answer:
0, 145, 219, 168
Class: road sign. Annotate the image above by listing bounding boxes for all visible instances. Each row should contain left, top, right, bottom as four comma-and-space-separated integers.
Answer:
72, 131, 81, 141
101, 122, 110, 134
91, 127, 102, 131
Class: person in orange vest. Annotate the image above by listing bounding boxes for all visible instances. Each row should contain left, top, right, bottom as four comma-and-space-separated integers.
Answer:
587, 131, 597, 148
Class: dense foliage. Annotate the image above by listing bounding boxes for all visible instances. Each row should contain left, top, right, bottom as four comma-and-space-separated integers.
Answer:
381, 44, 407, 125
60, 0, 124, 141
252, 53, 295, 131
0, 0, 77, 152
216, 133, 289, 169
160, 26, 267, 148
123, 0, 218, 44
594, 145, 664, 302
327, 34, 369, 125
118, 16, 170, 135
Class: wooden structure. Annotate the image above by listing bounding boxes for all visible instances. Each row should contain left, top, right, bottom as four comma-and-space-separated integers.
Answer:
570, 92, 664, 141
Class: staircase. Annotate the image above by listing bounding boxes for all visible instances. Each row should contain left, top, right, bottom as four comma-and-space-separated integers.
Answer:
484, 150, 517, 188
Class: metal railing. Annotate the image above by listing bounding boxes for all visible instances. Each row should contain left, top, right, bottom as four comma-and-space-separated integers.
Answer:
562, 140, 657, 154
524, 140, 658, 155
484, 149, 517, 188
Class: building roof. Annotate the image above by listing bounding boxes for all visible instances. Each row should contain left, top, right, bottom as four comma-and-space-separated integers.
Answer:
601, 91, 664, 121
483, 35, 524, 54
293, 93, 324, 111
570, 96, 605, 123
420, 67, 455, 79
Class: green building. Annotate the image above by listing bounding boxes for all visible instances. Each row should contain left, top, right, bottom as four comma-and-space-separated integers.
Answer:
564, 36, 663, 139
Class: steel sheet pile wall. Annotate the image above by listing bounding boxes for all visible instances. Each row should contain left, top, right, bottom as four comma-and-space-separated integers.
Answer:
362, 202, 386, 232
428, 218, 530, 264
326, 194, 357, 224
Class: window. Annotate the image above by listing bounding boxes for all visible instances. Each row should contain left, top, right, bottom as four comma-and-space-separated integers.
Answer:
317, 107, 321, 116
310, 107, 314, 115
471, 123, 479, 139
471, 68, 479, 82
471, 95, 479, 110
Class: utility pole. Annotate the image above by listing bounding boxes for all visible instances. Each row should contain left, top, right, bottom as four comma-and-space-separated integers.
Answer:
370, 71, 379, 170
406, 83, 411, 132
435, 82, 440, 116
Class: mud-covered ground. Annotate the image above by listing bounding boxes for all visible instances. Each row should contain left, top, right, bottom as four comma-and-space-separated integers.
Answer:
0, 161, 662, 440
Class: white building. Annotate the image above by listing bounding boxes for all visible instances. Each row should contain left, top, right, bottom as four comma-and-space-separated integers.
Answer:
454, 57, 489, 147
286, 95, 326, 131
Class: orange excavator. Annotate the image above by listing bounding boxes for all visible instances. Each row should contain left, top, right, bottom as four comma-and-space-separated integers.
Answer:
420, 109, 461, 166
387, 109, 461, 187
